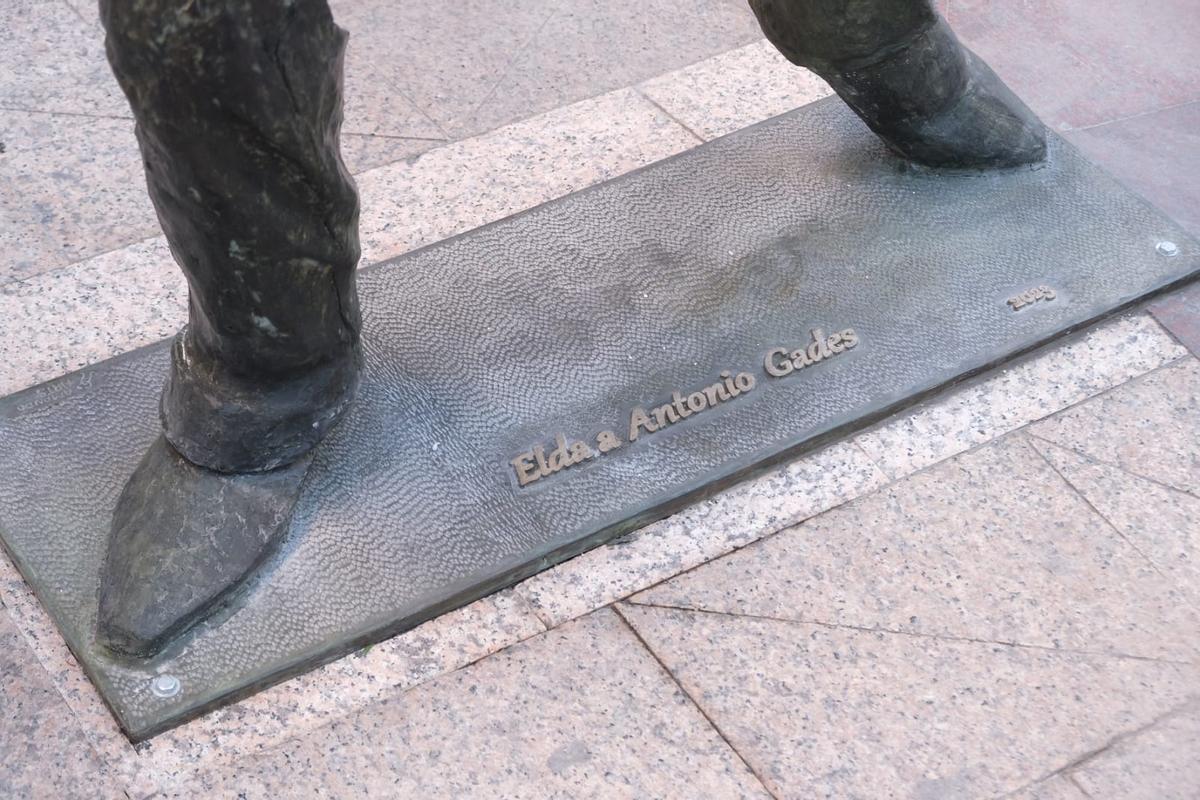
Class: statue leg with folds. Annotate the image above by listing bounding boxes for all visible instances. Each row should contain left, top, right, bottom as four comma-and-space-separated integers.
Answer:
750, 0, 1047, 169
96, 0, 361, 657
93, 0, 1047, 660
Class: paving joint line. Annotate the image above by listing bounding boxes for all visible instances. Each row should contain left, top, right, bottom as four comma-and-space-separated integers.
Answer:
1068, 97, 1200, 134
0, 103, 133, 122
563, 421, 1069, 619
611, 604, 781, 800
863, 346, 1193, 485
342, 131, 449, 144
59, 0, 92, 28
138, 613, 556, 795
1002, 696, 1200, 797
1027, 428, 1200, 501
849, 313, 1188, 479
625, 600, 1200, 666
1065, 773, 1096, 799
1028, 433, 1200, 619
459, 8, 561, 135
633, 87, 707, 144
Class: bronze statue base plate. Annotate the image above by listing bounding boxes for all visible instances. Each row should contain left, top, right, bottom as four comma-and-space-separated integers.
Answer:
1, 98, 1196, 740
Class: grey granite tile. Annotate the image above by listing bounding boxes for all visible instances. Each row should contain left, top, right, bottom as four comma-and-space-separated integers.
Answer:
127, 589, 547, 797
633, 435, 1200, 662
0, 0, 126, 117
1031, 357, 1200, 496
0, 109, 159, 282
329, 0, 551, 139
0, 116, 441, 284
61, 0, 100, 30
175, 610, 770, 799
857, 314, 1187, 479
0, 547, 545, 798
338, 36, 451, 140
1033, 438, 1200, 612
517, 440, 888, 629
0, 608, 122, 800
0, 236, 186, 397
1070, 702, 1200, 800
639, 39, 833, 141
1010, 776, 1090, 800
620, 603, 1200, 800
0, 550, 148, 793
464, 0, 764, 138
331, 0, 763, 140
338, 132, 442, 175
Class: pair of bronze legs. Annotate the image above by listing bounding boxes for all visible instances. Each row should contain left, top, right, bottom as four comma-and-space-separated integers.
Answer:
96, 0, 1046, 657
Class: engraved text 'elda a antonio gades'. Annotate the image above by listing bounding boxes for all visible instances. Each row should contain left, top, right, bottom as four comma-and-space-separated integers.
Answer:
510, 327, 859, 488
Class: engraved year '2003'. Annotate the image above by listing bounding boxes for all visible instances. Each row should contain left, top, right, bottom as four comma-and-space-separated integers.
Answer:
1007, 285, 1057, 312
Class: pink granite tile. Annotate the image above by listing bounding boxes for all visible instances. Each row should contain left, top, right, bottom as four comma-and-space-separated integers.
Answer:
946, 0, 1200, 130
1066, 101, 1200, 238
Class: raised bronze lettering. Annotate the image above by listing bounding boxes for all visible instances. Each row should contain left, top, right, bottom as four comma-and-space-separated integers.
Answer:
671, 390, 692, 419
652, 402, 679, 428
512, 327, 864, 489
628, 407, 656, 442
596, 430, 622, 453
547, 433, 571, 472
720, 370, 740, 397
1007, 285, 1057, 312
533, 444, 550, 477
765, 347, 793, 377
511, 453, 539, 487
568, 440, 593, 463
766, 325, 859, 380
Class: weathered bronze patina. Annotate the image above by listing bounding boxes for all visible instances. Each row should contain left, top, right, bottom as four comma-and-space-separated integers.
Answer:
96, 0, 361, 657
750, 0, 1047, 169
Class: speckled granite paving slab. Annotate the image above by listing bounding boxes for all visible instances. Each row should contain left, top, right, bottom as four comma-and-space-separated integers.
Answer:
1, 99, 1196, 741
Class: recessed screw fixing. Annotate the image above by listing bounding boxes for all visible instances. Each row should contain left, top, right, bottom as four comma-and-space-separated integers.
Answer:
150, 674, 181, 698
1157, 240, 1180, 257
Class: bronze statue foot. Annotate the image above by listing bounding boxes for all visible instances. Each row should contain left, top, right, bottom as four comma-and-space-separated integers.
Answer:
96, 0, 360, 659
824, 25, 1047, 169
751, 0, 1047, 170
96, 437, 310, 659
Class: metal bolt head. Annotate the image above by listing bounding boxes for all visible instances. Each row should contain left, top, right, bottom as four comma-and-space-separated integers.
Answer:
1157, 240, 1180, 257
150, 674, 181, 698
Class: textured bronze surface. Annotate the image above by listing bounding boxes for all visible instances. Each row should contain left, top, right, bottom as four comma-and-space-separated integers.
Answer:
0, 99, 1196, 740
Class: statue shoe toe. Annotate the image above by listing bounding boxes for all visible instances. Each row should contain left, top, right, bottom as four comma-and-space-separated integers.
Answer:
896, 50, 1048, 170
96, 436, 310, 659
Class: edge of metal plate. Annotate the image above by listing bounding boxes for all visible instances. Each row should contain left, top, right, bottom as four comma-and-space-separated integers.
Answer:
1, 97, 1197, 740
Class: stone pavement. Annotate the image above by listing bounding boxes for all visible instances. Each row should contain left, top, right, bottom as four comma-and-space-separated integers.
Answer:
1, 0, 1198, 798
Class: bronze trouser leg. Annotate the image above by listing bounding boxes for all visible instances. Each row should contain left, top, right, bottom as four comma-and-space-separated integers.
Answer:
749, 0, 1046, 169
96, 0, 360, 658
101, 0, 362, 473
